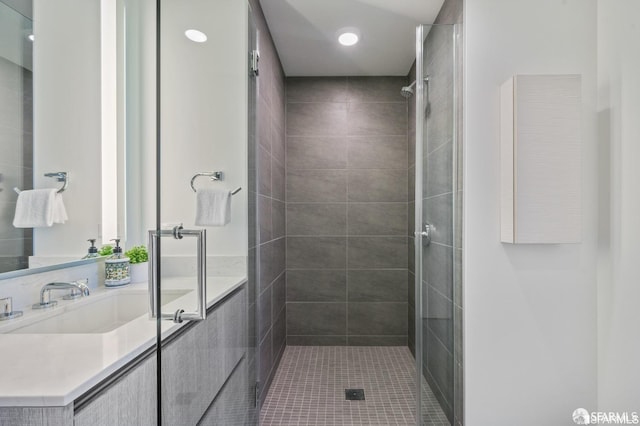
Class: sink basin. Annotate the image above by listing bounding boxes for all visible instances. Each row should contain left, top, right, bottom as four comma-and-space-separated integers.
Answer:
10, 290, 190, 334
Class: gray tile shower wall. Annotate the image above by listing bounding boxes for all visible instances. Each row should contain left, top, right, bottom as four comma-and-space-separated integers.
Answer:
249, 0, 286, 410
285, 76, 410, 347
0, 56, 33, 273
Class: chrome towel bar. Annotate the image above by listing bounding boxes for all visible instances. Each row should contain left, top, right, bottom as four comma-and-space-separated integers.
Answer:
14, 171, 69, 194
190, 171, 241, 195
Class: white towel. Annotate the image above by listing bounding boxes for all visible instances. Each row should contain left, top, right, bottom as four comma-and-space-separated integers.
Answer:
13, 189, 57, 228
195, 189, 231, 226
53, 193, 68, 224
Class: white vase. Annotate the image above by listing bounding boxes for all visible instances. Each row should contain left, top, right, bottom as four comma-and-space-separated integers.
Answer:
130, 262, 149, 284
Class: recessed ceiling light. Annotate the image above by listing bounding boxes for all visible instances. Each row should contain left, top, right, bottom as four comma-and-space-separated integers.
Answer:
27, 34, 34, 42
185, 29, 207, 43
338, 32, 359, 46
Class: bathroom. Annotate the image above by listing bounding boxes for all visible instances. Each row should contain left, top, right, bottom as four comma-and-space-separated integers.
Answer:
0, 0, 638, 425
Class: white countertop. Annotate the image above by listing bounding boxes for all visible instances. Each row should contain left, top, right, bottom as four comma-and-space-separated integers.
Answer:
0, 276, 246, 407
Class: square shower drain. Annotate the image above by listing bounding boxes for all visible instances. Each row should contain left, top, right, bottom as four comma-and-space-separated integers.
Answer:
345, 389, 365, 401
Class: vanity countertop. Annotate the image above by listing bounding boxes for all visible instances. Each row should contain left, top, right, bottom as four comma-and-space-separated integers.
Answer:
0, 275, 246, 407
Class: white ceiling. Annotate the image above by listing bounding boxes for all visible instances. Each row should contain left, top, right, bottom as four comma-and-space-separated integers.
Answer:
259, 0, 445, 76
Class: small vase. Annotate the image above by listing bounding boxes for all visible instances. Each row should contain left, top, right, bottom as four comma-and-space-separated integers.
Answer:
130, 262, 149, 284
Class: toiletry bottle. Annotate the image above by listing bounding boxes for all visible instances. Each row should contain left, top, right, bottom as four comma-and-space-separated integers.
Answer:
82, 239, 100, 259
105, 238, 131, 287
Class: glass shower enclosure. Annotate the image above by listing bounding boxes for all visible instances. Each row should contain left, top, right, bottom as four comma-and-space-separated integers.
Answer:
414, 23, 461, 426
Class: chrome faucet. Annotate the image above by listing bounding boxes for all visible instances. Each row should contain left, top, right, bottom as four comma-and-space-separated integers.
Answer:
0, 297, 23, 321
32, 280, 90, 309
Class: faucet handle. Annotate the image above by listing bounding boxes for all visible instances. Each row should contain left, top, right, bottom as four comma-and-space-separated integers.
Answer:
62, 279, 90, 300
0, 297, 23, 321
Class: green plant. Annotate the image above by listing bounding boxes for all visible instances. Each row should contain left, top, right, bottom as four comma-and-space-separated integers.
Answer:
125, 245, 148, 264
99, 245, 113, 256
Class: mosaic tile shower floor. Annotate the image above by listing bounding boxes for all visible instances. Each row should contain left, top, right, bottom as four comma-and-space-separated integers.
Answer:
260, 346, 450, 426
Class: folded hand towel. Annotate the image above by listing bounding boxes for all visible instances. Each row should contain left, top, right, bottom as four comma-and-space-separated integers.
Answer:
53, 193, 68, 224
13, 189, 57, 228
195, 188, 231, 227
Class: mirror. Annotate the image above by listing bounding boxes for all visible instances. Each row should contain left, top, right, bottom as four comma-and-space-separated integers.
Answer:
0, 0, 127, 276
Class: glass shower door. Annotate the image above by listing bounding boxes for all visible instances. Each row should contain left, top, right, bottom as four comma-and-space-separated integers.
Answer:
153, 0, 255, 424
414, 24, 460, 426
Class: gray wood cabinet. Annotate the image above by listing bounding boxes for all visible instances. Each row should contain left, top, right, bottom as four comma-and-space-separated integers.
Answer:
199, 357, 249, 426
74, 355, 157, 426
0, 406, 73, 426
161, 287, 247, 425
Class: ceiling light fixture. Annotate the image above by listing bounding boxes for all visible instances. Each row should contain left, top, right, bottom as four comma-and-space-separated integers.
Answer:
185, 29, 207, 43
27, 34, 34, 42
338, 31, 359, 46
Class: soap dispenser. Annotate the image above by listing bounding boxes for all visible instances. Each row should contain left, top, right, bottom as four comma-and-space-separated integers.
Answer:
105, 238, 131, 287
82, 239, 100, 259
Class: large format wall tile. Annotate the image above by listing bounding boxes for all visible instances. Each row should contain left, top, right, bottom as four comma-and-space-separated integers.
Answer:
287, 77, 348, 102
287, 335, 347, 346
287, 270, 346, 302
271, 119, 285, 166
424, 327, 454, 419
347, 136, 408, 169
348, 269, 407, 302
424, 193, 453, 246
425, 141, 453, 198
272, 273, 286, 319
272, 200, 285, 239
258, 196, 272, 243
348, 203, 407, 236
287, 203, 346, 236
259, 287, 272, 342
258, 146, 271, 196
348, 237, 408, 269
259, 329, 272, 385
348, 302, 407, 335
347, 103, 407, 136
347, 76, 408, 103
287, 169, 347, 202
348, 169, 407, 202
426, 284, 453, 352
258, 95, 272, 152
287, 136, 347, 169
287, 102, 347, 136
287, 237, 347, 269
273, 309, 286, 358
348, 335, 407, 346
272, 160, 285, 202
422, 242, 453, 300
287, 302, 346, 335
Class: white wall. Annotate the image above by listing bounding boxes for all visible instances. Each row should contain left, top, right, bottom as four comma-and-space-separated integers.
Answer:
158, 0, 248, 257
596, 0, 640, 412
33, 0, 102, 256
464, 1, 598, 424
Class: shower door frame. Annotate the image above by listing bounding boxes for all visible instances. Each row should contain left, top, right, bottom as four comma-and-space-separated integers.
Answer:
414, 22, 461, 426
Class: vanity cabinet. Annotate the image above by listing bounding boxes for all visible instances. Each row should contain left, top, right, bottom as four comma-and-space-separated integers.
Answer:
161, 286, 248, 425
74, 355, 157, 426
73, 285, 248, 426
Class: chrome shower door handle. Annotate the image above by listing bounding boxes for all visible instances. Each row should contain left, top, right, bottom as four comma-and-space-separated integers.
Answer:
420, 223, 432, 246
148, 225, 207, 323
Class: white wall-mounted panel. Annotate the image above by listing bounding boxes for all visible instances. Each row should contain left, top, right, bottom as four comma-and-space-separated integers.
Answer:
500, 74, 582, 244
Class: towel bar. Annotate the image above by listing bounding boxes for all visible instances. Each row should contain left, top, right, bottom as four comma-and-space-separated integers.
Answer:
14, 172, 69, 194
190, 172, 241, 195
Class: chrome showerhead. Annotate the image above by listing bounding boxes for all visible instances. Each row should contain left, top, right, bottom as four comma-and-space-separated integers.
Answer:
400, 77, 429, 99
400, 85, 414, 98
